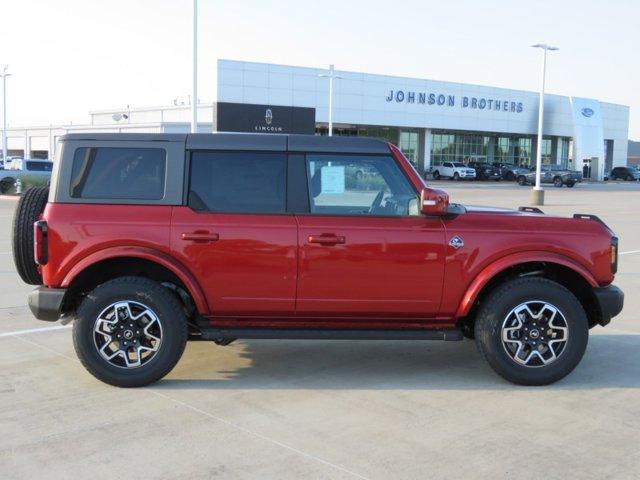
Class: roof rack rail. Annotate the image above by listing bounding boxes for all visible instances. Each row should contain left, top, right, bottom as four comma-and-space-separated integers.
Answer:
518, 206, 544, 214
573, 213, 607, 226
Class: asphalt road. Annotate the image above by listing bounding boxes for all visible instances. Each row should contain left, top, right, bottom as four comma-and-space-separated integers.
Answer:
1, 182, 639, 479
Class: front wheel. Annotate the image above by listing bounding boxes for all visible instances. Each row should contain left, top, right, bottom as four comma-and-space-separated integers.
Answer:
566, 182, 575, 188
453, 172, 460, 181
553, 177, 563, 188
474, 277, 588, 385
433, 171, 441, 180
626, 174, 634, 181
73, 276, 188, 387
517, 176, 527, 186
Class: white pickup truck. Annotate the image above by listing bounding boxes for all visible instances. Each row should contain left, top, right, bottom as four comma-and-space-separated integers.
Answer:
0, 159, 53, 193
432, 161, 476, 181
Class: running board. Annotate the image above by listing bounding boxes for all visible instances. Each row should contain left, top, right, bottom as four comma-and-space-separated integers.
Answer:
199, 328, 463, 342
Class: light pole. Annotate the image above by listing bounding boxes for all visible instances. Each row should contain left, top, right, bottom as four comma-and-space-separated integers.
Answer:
191, 0, 198, 134
318, 64, 343, 136
530, 43, 559, 206
1, 66, 10, 163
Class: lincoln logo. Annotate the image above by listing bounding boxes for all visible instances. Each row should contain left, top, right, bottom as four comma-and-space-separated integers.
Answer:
581, 107, 594, 118
265, 108, 273, 125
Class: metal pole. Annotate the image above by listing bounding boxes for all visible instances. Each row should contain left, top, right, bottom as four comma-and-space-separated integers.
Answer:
534, 48, 547, 192
328, 64, 334, 136
191, 0, 198, 134
1, 66, 8, 163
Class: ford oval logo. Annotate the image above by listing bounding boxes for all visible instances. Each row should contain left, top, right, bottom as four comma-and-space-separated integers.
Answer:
581, 107, 594, 118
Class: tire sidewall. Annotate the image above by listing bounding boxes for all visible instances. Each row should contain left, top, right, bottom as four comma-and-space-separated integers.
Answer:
73, 277, 187, 387
475, 279, 588, 385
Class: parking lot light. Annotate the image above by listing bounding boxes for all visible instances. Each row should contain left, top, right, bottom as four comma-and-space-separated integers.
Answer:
318, 65, 343, 136
530, 44, 559, 206
1, 65, 11, 164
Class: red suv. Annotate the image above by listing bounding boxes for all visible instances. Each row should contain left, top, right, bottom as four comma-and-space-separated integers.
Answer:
14, 133, 623, 387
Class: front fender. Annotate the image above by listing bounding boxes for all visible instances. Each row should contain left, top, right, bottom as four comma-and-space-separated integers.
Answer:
454, 251, 598, 318
61, 246, 209, 314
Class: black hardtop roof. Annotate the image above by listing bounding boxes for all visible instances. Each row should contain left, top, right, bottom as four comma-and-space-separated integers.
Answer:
60, 133, 391, 154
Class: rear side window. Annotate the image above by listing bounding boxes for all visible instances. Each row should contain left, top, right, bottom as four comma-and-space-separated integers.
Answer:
188, 151, 286, 213
70, 147, 166, 200
26, 161, 53, 171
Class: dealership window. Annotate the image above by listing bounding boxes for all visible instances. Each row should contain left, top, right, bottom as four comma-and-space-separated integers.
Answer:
188, 151, 286, 213
399, 130, 420, 168
306, 154, 418, 216
431, 132, 534, 167
70, 147, 166, 200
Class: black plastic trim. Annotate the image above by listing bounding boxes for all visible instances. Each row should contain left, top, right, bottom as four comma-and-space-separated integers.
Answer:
593, 284, 624, 326
28, 287, 66, 322
519, 206, 544, 214
199, 328, 463, 341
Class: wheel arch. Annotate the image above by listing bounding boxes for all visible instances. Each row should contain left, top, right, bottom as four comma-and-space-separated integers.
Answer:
60, 247, 209, 316
456, 253, 602, 328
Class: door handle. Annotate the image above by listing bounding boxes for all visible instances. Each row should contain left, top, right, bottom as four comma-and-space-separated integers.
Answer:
181, 232, 219, 242
308, 234, 346, 245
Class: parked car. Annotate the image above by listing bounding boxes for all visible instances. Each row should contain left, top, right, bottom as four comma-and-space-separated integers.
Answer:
609, 166, 640, 181
468, 162, 501, 181
0, 159, 53, 193
15, 133, 623, 387
517, 165, 583, 188
432, 161, 476, 180
492, 162, 530, 181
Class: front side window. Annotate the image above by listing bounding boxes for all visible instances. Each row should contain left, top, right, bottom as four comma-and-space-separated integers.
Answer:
70, 147, 166, 200
306, 155, 418, 216
189, 151, 286, 214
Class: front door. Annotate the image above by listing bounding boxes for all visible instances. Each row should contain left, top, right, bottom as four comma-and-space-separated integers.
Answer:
296, 153, 446, 319
171, 150, 297, 316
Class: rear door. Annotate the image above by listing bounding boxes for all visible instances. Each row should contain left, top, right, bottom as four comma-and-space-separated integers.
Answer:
295, 153, 446, 319
171, 150, 298, 317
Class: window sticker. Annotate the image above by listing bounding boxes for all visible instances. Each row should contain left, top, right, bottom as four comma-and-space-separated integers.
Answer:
320, 166, 345, 194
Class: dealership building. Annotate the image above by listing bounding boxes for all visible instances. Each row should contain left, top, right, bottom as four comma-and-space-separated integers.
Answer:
4, 59, 630, 180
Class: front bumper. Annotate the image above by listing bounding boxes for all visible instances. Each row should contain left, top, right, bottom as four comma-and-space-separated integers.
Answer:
28, 287, 66, 321
593, 284, 624, 326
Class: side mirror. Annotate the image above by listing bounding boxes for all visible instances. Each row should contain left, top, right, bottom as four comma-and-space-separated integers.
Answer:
420, 187, 449, 216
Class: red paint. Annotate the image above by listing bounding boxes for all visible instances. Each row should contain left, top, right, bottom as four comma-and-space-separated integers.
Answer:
40, 145, 617, 330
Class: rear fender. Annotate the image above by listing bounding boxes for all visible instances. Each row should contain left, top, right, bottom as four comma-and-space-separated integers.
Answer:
455, 251, 598, 318
61, 246, 209, 314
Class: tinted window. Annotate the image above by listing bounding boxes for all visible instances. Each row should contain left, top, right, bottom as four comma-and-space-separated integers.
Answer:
306, 155, 418, 216
26, 161, 53, 172
70, 147, 166, 200
189, 151, 286, 213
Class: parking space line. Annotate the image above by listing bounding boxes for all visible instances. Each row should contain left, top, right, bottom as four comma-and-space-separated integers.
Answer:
0, 325, 71, 338
9, 332, 371, 480
620, 250, 640, 255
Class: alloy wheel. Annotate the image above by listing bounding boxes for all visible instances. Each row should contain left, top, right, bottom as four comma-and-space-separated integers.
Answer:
93, 300, 163, 369
501, 301, 569, 368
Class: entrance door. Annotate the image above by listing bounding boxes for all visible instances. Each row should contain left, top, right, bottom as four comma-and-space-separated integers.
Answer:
296, 153, 446, 318
171, 151, 297, 316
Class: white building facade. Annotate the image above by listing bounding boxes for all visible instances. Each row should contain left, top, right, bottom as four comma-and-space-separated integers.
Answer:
217, 59, 630, 179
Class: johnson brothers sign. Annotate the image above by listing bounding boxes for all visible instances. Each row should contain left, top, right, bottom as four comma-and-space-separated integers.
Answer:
385, 90, 524, 113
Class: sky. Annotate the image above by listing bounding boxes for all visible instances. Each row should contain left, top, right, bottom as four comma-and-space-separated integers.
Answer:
1, 0, 639, 139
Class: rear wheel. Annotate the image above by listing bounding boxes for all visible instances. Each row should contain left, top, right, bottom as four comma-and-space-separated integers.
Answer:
626, 174, 633, 181
0, 178, 14, 194
453, 172, 460, 181
475, 277, 588, 385
566, 182, 575, 188
73, 276, 188, 387
553, 177, 563, 188
433, 171, 441, 180
12, 186, 49, 285
505, 171, 515, 181
517, 176, 527, 186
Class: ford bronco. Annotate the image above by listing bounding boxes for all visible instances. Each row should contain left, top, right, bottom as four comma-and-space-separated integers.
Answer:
14, 133, 623, 387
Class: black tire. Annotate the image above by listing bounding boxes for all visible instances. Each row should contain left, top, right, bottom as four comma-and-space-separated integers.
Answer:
433, 171, 440, 180
553, 177, 563, 188
475, 277, 588, 386
505, 171, 515, 181
610, 174, 616, 181
626, 174, 633, 181
73, 276, 188, 387
0, 178, 14, 194
566, 182, 575, 188
453, 172, 460, 181
517, 176, 527, 186
12, 186, 49, 285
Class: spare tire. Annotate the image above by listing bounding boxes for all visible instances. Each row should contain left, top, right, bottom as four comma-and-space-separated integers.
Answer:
12, 186, 49, 285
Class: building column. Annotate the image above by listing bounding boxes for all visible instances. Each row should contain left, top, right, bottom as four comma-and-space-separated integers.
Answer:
24, 131, 30, 159
421, 129, 432, 174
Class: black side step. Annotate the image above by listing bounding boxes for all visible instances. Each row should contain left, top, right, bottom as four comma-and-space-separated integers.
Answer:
199, 328, 463, 342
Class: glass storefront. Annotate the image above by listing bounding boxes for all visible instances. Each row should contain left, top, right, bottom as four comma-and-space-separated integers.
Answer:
431, 131, 534, 167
